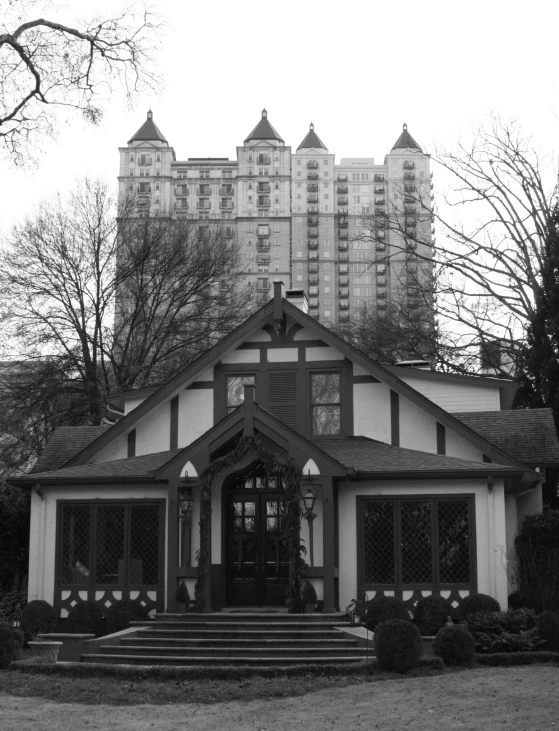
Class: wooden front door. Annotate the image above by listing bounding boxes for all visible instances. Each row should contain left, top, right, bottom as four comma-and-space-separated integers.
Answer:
226, 470, 289, 607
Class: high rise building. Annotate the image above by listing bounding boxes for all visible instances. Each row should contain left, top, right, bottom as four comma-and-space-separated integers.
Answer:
119, 110, 434, 329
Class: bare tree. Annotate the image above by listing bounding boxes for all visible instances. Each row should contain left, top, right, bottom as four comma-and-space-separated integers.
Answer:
0, 1, 161, 165
0, 179, 254, 445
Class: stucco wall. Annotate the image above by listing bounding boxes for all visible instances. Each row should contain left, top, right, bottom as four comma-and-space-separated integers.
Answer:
337, 478, 508, 612
178, 389, 213, 448
399, 395, 437, 453
446, 428, 484, 462
353, 382, 391, 443
27, 485, 168, 607
136, 401, 171, 455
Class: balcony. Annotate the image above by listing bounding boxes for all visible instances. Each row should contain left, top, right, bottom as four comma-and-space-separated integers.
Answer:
404, 173, 416, 181
174, 202, 188, 211
138, 158, 153, 166
308, 205, 319, 213
308, 172, 319, 180
339, 276, 349, 286
309, 262, 319, 272
220, 200, 234, 209
220, 186, 234, 195
337, 185, 348, 194
374, 186, 384, 194
337, 174, 348, 182
374, 174, 384, 182
339, 253, 349, 262
308, 228, 319, 238
404, 184, 416, 193
374, 208, 386, 216
338, 242, 348, 251
308, 194, 319, 203
307, 160, 319, 169
257, 156, 271, 165
308, 216, 318, 225
338, 217, 348, 228
256, 280, 270, 290
308, 251, 319, 260
374, 198, 385, 205
339, 289, 349, 298
403, 161, 415, 169
376, 276, 386, 286
257, 184, 271, 193
197, 186, 212, 196
138, 186, 152, 194
310, 309, 320, 319
307, 183, 319, 191
377, 300, 387, 309
197, 200, 211, 209
339, 301, 350, 310
308, 275, 319, 284
257, 198, 271, 207
338, 231, 349, 239
339, 264, 349, 273
256, 254, 270, 264
175, 186, 188, 196
223, 227, 234, 238
257, 226, 270, 236
377, 290, 387, 299
376, 243, 386, 251
256, 240, 270, 250
308, 240, 319, 249
309, 298, 319, 308
338, 197, 348, 206
376, 230, 386, 239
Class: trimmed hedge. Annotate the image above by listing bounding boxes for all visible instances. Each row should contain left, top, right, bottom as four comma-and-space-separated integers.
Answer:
537, 612, 559, 652
364, 596, 410, 631
459, 593, 500, 620
414, 595, 453, 635
474, 651, 559, 666
105, 600, 149, 634
433, 625, 476, 666
302, 581, 318, 603
21, 600, 56, 640
66, 601, 105, 637
374, 619, 422, 673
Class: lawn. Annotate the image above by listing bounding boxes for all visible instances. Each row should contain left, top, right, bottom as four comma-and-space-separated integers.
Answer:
0, 665, 558, 730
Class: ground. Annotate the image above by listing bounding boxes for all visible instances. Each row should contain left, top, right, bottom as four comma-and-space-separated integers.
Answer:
1, 665, 558, 730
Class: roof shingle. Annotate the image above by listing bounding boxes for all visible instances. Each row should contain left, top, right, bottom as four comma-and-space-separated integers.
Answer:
128, 110, 168, 144
32, 426, 111, 474
244, 109, 284, 144
30, 449, 181, 481
452, 409, 559, 467
297, 123, 327, 151
391, 123, 422, 152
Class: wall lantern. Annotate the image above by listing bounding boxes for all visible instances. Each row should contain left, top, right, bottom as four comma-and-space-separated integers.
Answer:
303, 488, 316, 516
179, 487, 193, 518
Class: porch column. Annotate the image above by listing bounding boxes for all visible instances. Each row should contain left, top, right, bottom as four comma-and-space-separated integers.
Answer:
200, 483, 213, 612
166, 478, 180, 612
322, 478, 336, 613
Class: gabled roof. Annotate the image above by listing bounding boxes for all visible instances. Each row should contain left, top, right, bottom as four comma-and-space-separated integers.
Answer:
453, 409, 559, 467
60, 287, 535, 473
31, 426, 111, 474
128, 110, 168, 144
244, 109, 284, 144
297, 123, 327, 151
391, 123, 423, 152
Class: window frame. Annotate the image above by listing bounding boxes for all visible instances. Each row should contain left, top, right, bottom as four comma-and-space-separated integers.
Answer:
221, 369, 258, 417
308, 369, 344, 439
56, 499, 165, 589
356, 495, 476, 592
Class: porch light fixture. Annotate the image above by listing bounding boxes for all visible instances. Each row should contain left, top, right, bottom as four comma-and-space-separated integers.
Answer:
303, 488, 316, 515
179, 488, 193, 518
303, 487, 317, 568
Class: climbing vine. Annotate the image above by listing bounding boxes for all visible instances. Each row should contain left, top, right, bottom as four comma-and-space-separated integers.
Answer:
194, 435, 306, 612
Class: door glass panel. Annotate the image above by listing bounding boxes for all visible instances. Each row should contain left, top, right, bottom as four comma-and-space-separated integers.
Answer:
95, 505, 125, 585
230, 501, 257, 579
264, 500, 289, 579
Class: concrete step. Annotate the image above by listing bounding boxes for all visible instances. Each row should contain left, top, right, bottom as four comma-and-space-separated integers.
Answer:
98, 644, 370, 659
81, 653, 369, 666
133, 621, 348, 632
149, 613, 348, 625
135, 628, 345, 640
120, 637, 358, 648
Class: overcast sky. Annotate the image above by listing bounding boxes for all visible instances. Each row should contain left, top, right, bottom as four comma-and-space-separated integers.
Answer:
1, 0, 558, 237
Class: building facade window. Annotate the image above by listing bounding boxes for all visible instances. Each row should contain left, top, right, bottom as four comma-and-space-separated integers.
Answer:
226, 375, 256, 413
310, 372, 341, 436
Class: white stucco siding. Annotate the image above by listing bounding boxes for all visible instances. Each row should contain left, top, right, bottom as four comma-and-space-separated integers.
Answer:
27, 486, 168, 607
293, 327, 316, 341
306, 346, 344, 361
90, 436, 127, 464
399, 395, 437, 453
446, 429, 484, 462
135, 401, 171, 455
221, 350, 259, 365
337, 478, 508, 612
245, 329, 272, 343
353, 382, 391, 443
125, 395, 149, 415
178, 389, 213, 449
267, 348, 298, 362
396, 373, 501, 413
194, 368, 214, 382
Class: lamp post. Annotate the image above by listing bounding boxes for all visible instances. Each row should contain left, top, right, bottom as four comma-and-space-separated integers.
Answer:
303, 486, 317, 567
179, 486, 193, 567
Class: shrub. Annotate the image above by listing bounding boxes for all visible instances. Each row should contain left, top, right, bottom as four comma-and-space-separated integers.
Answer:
0, 590, 27, 622
11, 627, 25, 649
105, 600, 148, 634
374, 618, 422, 673
0, 622, 20, 669
364, 595, 410, 632
433, 625, 476, 666
464, 609, 543, 653
66, 601, 105, 637
459, 593, 500, 620
508, 590, 534, 610
537, 612, 559, 652
515, 510, 559, 613
21, 600, 56, 639
414, 595, 453, 635
302, 581, 317, 604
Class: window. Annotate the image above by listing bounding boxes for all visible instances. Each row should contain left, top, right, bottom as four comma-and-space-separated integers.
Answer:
58, 502, 163, 587
200, 170, 210, 179
222, 170, 232, 178
311, 373, 341, 436
226, 375, 255, 413
359, 497, 472, 589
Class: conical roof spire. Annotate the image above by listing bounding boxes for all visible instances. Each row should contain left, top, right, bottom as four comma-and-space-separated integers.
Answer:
244, 109, 284, 144
297, 122, 327, 151
391, 123, 422, 152
128, 110, 168, 144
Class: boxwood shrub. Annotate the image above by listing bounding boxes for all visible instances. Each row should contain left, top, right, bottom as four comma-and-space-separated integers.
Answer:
66, 601, 105, 637
21, 600, 57, 640
537, 612, 559, 652
364, 596, 410, 632
433, 625, 476, 666
414, 595, 453, 635
0, 622, 20, 669
459, 593, 500, 620
373, 618, 422, 673
105, 600, 148, 634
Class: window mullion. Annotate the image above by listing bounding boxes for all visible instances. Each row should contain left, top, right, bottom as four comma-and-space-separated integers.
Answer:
124, 505, 131, 589
432, 499, 439, 588
395, 499, 401, 588
91, 504, 97, 588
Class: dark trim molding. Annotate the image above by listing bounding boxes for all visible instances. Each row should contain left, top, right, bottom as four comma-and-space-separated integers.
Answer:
437, 423, 446, 455
390, 390, 400, 447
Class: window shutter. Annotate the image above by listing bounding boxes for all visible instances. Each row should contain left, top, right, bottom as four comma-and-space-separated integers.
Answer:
268, 371, 298, 430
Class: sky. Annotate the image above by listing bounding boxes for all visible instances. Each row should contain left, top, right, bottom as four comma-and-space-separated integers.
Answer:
1, 0, 559, 237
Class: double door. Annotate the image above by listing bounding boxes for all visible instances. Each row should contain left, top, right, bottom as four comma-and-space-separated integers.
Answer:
226, 492, 289, 606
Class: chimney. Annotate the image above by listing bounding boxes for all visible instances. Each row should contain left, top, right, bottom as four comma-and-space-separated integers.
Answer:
285, 288, 309, 314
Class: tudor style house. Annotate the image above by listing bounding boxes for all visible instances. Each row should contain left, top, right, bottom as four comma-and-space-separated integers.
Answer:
12, 285, 559, 618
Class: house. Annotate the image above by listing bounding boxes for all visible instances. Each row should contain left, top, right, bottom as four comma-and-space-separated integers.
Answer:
10, 284, 559, 618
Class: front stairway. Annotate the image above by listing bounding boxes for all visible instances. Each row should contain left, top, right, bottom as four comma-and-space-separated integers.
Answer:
81, 612, 371, 666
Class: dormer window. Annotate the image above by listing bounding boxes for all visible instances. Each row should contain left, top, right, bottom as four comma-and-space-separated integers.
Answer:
311, 373, 341, 436
226, 375, 255, 413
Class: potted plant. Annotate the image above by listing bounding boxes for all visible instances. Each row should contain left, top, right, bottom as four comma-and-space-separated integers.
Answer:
302, 580, 317, 614
175, 581, 190, 613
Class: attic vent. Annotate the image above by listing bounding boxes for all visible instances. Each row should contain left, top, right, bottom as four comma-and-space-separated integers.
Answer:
268, 371, 298, 429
